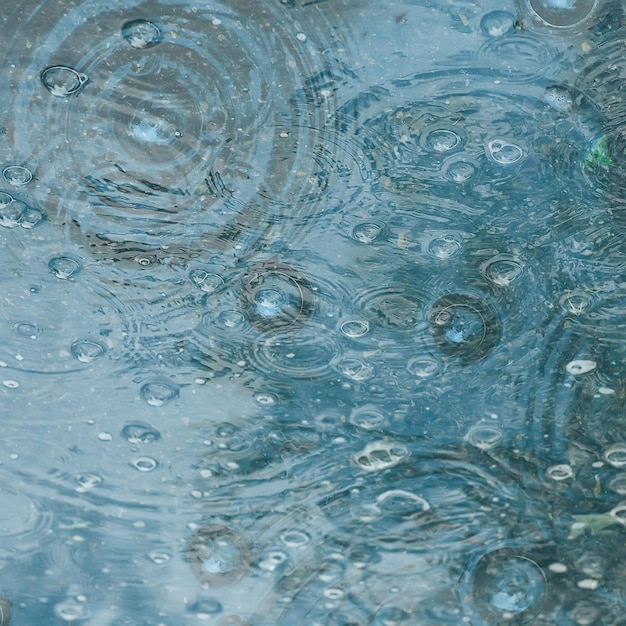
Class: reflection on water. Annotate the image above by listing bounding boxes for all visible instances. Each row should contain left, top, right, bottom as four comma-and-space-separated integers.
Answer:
1, 0, 626, 623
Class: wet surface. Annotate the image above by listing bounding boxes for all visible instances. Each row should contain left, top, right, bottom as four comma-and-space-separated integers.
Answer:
1, 0, 626, 623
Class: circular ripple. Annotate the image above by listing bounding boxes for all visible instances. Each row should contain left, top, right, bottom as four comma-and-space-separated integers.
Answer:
517, 0, 600, 29
428, 293, 501, 363
10, 0, 348, 257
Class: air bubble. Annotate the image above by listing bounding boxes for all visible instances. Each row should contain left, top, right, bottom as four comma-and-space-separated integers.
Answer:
131, 456, 158, 472
40, 65, 88, 97
18, 206, 44, 229
465, 423, 503, 450
280, 530, 310, 548
70, 340, 105, 363
604, 444, 626, 468
353, 441, 409, 472
340, 320, 370, 338
335, 357, 374, 381
565, 359, 596, 375
190, 269, 224, 294
352, 222, 384, 243
76, 473, 103, 491
428, 235, 462, 259
526, 0, 599, 28
2, 165, 32, 186
0, 196, 21, 228
122, 421, 161, 444
188, 598, 222, 616
54, 599, 88, 622
480, 255, 524, 287
445, 159, 476, 183
546, 464, 574, 481
48, 256, 81, 279
424, 128, 463, 153
140, 381, 179, 406
486, 138, 526, 165
406, 355, 441, 378
349, 405, 386, 430
480, 11, 515, 37
121, 19, 162, 49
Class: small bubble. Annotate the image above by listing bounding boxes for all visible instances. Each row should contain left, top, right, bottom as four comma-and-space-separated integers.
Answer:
407, 355, 441, 378
546, 464, 574, 481
70, 339, 105, 363
121, 19, 162, 49
48, 256, 81, 279
0, 196, 21, 228
352, 222, 384, 244
349, 405, 385, 430
604, 444, 626, 468
2, 165, 32, 186
41, 65, 88, 97
2, 380, 19, 389
485, 138, 526, 165
132, 456, 158, 472
280, 530, 310, 548
480, 11, 515, 37
259, 550, 288, 572
425, 128, 463, 153
335, 357, 374, 381
353, 441, 409, 472
13, 321, 42, 338
98, 432, 112, 441
376, 489, 431, 513
18, 206, 44, 229
148, 550, 171, 564
190, 269, 224, 293
217, 309, 245, 329
428, 234, 462, 259
54, 600, 88, 622
254, 392, 277, 406
480, 255, 524, 287
608, 474, 626, 495
565, 359, 596, 375
140, 381, 179, 406
465, 423, 503, 450
122, 421, 161, 444
445, 159, 476, 183
340, 320, 370, 338
76, 473, 102, 491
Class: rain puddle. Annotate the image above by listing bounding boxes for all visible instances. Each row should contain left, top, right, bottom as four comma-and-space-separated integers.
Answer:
0, 0, 625, 623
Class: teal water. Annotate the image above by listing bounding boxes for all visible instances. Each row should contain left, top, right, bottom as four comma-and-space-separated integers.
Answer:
0, 0, 626, 623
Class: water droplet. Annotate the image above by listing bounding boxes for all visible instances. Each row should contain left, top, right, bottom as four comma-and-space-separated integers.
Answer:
188, 598, 223, 617
465, 423, 503, 450
481, 11, 515, 36
190, 269, 224, 294
280, 530, 310, 548
121, 19, 163, 49
259, 550, 288, 572
486, 138, 526, 165
559, 291, 592, 315
48, 256, 81, 279
406, 355, 441, 378
2, 165, 32, 186
352, 221, 384, 243
428, 234, 462, 259
122, 421, 161, 444
335, 357, 375, 381
18, 206, 44, 229
0, 195, 21, 228
0, 192, 14, 208
480, 255, 524, 287
12, 321, 42, 338
468, 549, 546, 623
350, 405, 386, 430
546, 464, 574, 481
604, 444, 626, 468
40, 65, 88, 97
544, 85, 574, 112
445, 158, 476, 183
376, 489, 431, 514
70, 339, 105, 363
353, 441, 409, 472
188, 525, 251, 586
565, 359, 596, 375
76, 473, 103, 491
254, 392, 278, 406
424, 127, 464, 153
131, 456, 158, 472
140, 381, 179, 406
148, 550, 171, 564
609, 474, 626, 495
340, 320, 370, 339
526, 0, 599, 28
54, 599, 88, 622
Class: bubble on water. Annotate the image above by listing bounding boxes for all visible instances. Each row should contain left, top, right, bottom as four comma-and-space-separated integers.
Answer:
428, 234, 462, 259
559, 291, 592, 316
480, 254, 524, 287
353, 441, 409, 472
485, 138, 527, 166
352, 221, 385, 244
18, 206, 44, 229
466, 549, 547, 624
429, 293, 501, 363
190, 269, 224, 294
121, 19, 162, 49
148, 549, 170, 564
54, 599, 89, 622
546, 464, 574, 481
48, 256, 81, 279
334, 357, 375, 382
75, 473, 103, 491
544, 85, 575, 113
188, 598, 223, 617
523, 0, 600, 28
140, 381, 179, 406
70, 339, 105, 363
339, 319, 370, 339
349, 405, 386, 430
376, 489, 431, 514
565, 359, 596, 375
131, 456, 158, 472
0, 195, 21, 228
259, 550, 288, 572
406, 355, 441, 378
570, 601, 598, 626
2, 165, 32, 186
444, 158, 476, 183
188, 524, 252, 587
465, 423, 503, 451
13, 321, 42, 339
121, 421, 161, 444
609, 503, 626, 525
0, 192, 13, 208
217, 309, 246, 329
480, 11, 515, 37
423, 127, 464, 153
254, 392, 278, 406
603, 444, 626, 468
280, 530, 310, 548
40, 65, 88, 97
241, 262, 314, 333
608, 474, 626, 495
129, 101, 181, 146
355, 287, 422, 329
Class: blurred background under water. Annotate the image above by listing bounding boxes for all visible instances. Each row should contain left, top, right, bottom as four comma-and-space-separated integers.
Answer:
1, 0, 626, 623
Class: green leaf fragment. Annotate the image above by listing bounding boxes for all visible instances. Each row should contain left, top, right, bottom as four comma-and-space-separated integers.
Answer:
584, 135, 614, 167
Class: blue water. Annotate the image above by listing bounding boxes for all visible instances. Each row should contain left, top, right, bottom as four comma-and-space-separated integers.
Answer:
1, 0, 626, 623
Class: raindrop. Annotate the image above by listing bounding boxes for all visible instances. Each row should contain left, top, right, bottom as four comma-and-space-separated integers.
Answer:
280, 530, 310, 548
339, 319, 370, 339
76, 473, 103, 491
485, 138, 526, 166
70, 339, 105, 363
18, 206, 44, 229
188, 524, 251, 587
424, 128, 463, 153
131, 456, 158, 472
428, 235, 462, 259
480, 255, 524, 287
13, 321, 42, 338
48, 256, 81, 279
353, 441, 409, 472
546, 464, 574, 481
406, 355, 441, 378
603, 444, 626, 468
188, 598, 223, 616
190, 269, 224, 294
148, 550, 170, 564
349, 405, 386, 430
40, 65, 88, 97
217, 309, 246, 329
0, 192, 13, 208
468, 549, 546, 623
609, 474, 626, 495
140, 381, 179, 406
429, 293, 500, 363
544, 85, 574, 113
465, 423, 503, 451
121, 421, 161, 444
121, 19, 163, 49
335, 357, 375, 381
2, 165, 32, 186
480, 11, 515, 37
559, 291, 592, 315
565, 359, 596, 375
352, 222, 384, 244
254, 392, 277, 406
444, 158, 476, 183
0, 195, 21, 228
